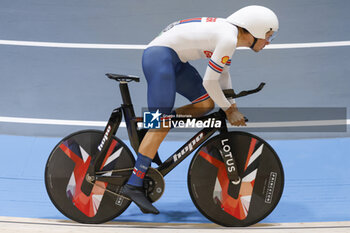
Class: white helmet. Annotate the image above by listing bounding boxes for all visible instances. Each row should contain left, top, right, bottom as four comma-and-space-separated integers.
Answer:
227, 5, 279, 39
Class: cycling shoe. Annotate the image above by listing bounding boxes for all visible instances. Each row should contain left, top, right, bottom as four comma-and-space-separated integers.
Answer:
122, 184, 159, 214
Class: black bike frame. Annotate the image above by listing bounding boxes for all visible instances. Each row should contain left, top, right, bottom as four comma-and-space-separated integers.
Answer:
81, 74, 264, 195
92, 74, 264, 179
156, 110, 231, 176
92, 81, 229, 178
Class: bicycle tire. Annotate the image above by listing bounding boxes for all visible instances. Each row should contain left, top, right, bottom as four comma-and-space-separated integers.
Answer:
188, 131, 284, 227
45, 130, 135, 224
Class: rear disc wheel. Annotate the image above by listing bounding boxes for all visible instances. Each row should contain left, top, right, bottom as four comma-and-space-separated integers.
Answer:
45, 130, 135, 224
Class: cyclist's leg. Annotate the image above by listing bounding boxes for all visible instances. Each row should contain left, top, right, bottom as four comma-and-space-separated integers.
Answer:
138, 61, 214, 159
126, 49, 214, 215
137, 46, 178, 159
124, 46, 179, 214
136, 46, 180, 160
175, 62, 214, 116
137, 97, 214, 161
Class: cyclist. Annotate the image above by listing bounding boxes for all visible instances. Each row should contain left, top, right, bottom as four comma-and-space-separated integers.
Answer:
122, 5, 279, 214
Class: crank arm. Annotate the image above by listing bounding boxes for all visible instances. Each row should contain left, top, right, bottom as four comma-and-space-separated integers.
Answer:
85, 177, 131, 201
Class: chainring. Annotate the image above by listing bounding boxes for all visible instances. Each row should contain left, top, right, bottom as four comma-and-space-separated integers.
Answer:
144, 168, 165, 202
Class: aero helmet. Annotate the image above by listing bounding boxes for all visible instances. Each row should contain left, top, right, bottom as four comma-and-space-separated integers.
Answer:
227, 5, 279, 39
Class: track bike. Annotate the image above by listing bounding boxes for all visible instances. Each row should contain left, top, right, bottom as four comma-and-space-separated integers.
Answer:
45, 74, 284, 227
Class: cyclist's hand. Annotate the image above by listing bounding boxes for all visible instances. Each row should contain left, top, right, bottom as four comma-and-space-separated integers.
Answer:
225, 104, 246, 126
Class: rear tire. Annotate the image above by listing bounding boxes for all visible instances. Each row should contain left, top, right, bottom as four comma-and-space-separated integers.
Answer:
45, 130, 135, 224
188, 131, 284, 227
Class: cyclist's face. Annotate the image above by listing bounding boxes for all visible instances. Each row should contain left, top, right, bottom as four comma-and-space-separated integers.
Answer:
252, 31, 276, 52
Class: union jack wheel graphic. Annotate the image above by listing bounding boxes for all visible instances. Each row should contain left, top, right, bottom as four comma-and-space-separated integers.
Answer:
45, 130, 135, 224
188, 131, 284, 227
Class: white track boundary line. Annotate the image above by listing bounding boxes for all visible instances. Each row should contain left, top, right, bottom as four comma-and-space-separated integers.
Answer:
0, 116, 348, 128
0, 40, 146, 49
0, 39, 350, 50
0, 116, 108, 127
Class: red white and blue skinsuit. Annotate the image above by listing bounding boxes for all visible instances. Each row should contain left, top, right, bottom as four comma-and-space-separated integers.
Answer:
142, 17, 238, 114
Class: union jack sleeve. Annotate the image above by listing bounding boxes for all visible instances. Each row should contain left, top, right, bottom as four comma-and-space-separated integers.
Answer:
208, 59, 224, 73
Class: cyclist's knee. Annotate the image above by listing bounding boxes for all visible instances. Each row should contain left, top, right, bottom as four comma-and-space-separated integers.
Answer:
194, 98, 214, 112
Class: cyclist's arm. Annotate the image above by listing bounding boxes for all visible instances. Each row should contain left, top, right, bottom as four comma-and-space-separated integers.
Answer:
202, 39, 236, 110
219, 65, 236, 105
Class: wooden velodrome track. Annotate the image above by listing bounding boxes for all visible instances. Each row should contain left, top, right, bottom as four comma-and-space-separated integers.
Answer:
1, 217, 350, 233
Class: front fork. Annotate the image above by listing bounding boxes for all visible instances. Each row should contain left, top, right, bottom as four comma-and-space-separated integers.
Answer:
217, 110, 241, 185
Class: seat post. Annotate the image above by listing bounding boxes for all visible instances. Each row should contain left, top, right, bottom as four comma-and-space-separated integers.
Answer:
119, 82, 133, 105
118, 82, 141, 153
105, 73, 141, 152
